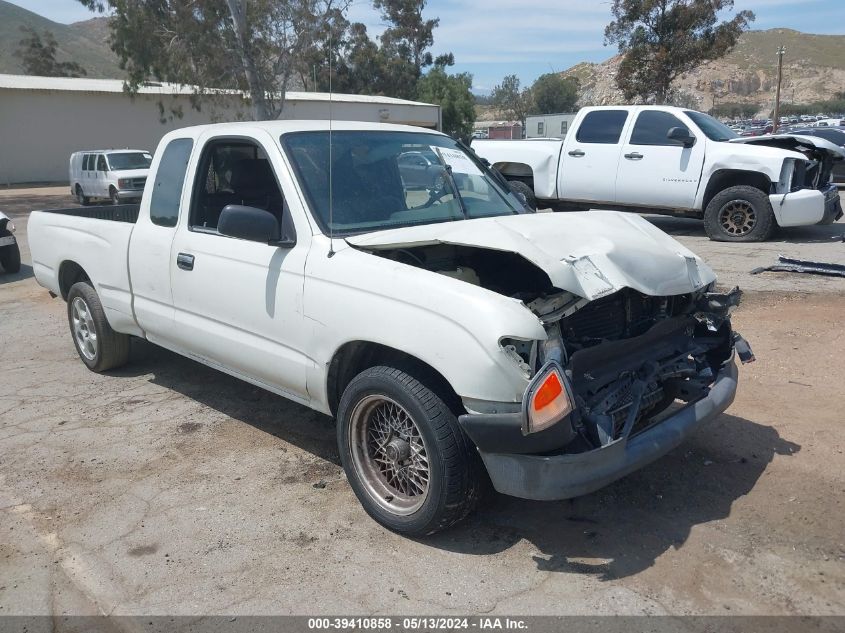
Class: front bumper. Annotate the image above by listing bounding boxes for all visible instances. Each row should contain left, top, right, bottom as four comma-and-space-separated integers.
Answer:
0, 235, 16, 248
116, 189, 143, 201
460, 358, 738, 501
770, 183, 842, 227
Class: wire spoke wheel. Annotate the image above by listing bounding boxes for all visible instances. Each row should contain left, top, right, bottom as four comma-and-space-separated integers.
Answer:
349, 394, 430, 515
71, 296, 97, 361
718, 199, 757, 236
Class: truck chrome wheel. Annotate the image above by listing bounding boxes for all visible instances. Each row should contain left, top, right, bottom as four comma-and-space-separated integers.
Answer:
718, 200, 757, 236
348, 394, 430, 515
71, 296, 98, 360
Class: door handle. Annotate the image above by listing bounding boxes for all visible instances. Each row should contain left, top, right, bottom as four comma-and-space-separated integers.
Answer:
568, 149, 586, 157
176, 252, 194, 271
624, 152, 644, 160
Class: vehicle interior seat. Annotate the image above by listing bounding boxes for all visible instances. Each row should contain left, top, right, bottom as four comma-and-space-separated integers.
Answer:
229, 159, 283, 217
200, 158, 284, 229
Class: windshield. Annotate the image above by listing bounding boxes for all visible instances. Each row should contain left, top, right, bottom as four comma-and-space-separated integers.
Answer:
107, 152, 152, 171
685, 111, 739, 142
282, 131, 525, 236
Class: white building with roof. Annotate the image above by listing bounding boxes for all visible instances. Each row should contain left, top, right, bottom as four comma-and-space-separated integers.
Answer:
0, 74, 441, 184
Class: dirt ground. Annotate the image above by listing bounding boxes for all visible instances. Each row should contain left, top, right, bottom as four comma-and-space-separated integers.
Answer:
1, 188, 844, 616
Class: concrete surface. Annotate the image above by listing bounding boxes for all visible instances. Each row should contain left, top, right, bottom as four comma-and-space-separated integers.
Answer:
1, 189, 843, 616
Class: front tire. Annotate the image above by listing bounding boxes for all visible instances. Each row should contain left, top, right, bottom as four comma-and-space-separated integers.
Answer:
110, 187, 121, 206
703, 185, 775, 242
508, 180, 537, 211
0, 243, 20, 273
337, 366, 481, 536
66, 281, 130, 372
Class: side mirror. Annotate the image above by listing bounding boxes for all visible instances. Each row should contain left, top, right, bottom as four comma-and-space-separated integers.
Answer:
218, 204, 283, 244
667, 127, 696, 148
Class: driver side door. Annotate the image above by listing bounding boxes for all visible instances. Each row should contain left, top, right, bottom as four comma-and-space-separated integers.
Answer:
169, 133, 312, 403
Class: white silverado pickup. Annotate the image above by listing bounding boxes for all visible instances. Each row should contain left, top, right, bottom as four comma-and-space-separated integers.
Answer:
30, 121, 754, 535
473, 105, 844, 241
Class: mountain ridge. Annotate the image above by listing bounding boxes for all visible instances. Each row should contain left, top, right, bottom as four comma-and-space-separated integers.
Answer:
0, 0, 121, 78
560, 28, 845, 114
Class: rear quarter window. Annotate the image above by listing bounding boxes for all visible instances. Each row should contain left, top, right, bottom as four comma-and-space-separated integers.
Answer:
150, 138, 194, 228
575, 110, 629, 144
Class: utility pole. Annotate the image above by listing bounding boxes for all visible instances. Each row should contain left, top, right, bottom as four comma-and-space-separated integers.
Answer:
773, 45, 786, 133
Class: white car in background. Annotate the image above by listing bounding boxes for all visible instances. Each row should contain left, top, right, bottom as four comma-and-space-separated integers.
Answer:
69, 149, 152, 206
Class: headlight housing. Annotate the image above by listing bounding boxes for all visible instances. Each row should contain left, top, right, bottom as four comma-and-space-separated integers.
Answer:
522, 361, 574, 435
118, 178, 131, 189
6, 221, 15, 233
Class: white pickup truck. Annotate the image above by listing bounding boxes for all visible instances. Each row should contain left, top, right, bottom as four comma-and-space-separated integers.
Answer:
29, 120, 754, 535
473, 105, 843, 241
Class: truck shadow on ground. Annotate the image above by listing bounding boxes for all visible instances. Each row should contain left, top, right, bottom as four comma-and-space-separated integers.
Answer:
116, 339, 341, 464
645, 214, 845, 245
117, 339, 800, 581
426, 416, 800, 579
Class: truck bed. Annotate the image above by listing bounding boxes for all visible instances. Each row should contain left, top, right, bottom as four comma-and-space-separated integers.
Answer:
38, 204, 141, 223
28, 204, 142, 337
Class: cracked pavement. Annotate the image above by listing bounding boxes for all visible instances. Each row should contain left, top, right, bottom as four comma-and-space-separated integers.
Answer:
1, 188, 843, 616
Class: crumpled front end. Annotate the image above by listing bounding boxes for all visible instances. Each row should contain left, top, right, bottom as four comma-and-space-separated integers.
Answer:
459, 285, 753, 501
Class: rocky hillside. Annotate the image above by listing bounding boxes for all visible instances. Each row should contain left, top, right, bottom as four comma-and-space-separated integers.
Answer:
0, 0, 121, 78
562, 29, 845, 114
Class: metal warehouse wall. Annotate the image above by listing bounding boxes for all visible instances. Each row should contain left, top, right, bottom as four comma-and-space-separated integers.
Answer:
0, 88, 439, 184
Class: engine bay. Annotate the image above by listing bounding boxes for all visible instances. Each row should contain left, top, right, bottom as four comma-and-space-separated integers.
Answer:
363, 241, 749, 455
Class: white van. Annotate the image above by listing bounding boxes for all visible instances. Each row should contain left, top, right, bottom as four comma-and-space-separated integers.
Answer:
69, 149, 152, 205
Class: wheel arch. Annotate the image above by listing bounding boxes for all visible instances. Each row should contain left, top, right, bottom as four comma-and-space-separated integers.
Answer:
702, 169, 772, 213
58, 260, 91, 300
326, 341, 462, 418
494, 162, 534, 188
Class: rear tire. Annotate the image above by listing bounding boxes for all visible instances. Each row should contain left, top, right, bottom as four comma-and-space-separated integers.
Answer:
703, 185, 775, 242
66, 281, 130, 372
508, 180, 536, 211
0, 243, 20, 273
337, 366, 482, 536
75, 185, 90, 206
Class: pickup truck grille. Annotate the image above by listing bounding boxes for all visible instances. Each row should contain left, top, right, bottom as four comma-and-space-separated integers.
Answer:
128, 177, 147, 190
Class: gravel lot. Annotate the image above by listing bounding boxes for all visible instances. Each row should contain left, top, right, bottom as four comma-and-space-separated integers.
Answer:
1, 187, 844, 616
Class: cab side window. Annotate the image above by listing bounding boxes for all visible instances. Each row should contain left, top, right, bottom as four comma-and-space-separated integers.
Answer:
97, 155, 108, 171
630, 111, 691, 146
190, 140, 285, 232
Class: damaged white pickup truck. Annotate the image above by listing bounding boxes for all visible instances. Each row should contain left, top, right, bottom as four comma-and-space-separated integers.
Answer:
29, 121, 754, 535
473, 106, 843, 241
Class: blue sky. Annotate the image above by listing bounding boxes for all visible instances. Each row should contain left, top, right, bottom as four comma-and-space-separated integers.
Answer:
10, 0, 845, 94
